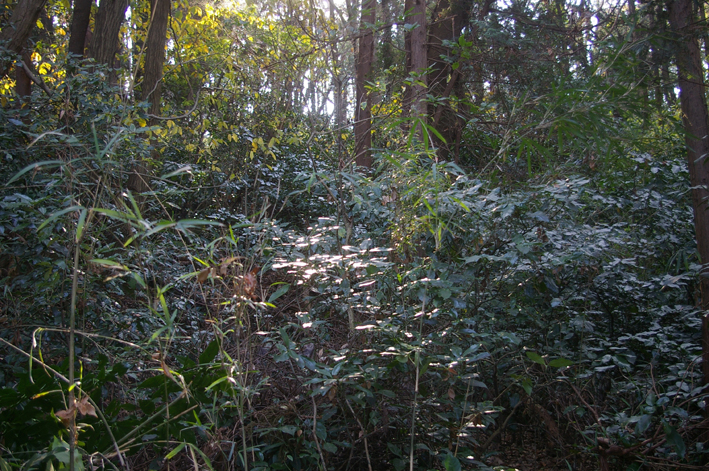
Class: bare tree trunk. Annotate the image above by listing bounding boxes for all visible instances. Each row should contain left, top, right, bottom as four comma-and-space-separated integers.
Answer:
15, 50, 32, 100
428, 0, 473, 160
141, 0, 170, 117
354, 0, 375, 168
668, 0, 709, 392
409, 0, 427, 121
0, 0, 48, 77
68, 0, 94, 58
127, 0, 171, 197
88, 0, 128, 83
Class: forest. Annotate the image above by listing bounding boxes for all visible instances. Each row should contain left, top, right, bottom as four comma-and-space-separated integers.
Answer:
1, 0, 708, 469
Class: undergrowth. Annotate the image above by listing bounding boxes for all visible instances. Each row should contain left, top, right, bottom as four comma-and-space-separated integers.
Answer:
0, 78, 707, 471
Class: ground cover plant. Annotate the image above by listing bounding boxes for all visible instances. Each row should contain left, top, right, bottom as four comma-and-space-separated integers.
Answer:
1, 0, 708, 470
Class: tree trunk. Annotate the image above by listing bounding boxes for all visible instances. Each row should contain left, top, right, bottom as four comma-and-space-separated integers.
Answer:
141, 0, 170, 118
88, 0, 128, 72
127, 0, 170, 197
354, 0, 375, 169
0, 0, 48, 77
428, 0, 472, 160
68, 0, 94, 58
409, 0, 427, 121
15, 50, 32, 113
668, 0, 709, 391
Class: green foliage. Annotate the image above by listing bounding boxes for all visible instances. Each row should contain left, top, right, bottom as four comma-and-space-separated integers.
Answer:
1, 0, 707, 470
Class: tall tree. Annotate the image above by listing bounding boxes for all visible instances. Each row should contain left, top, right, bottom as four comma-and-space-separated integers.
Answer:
403, 0, 428, 131
88, 0, 129, 71
668, 0, 709, 390
0, 0, 48, 77
67, 0, 94, 58
355, 0, 375, 168
142, 0, 171, 118
15, 50, 32, 104
427, 0, 485, 160
127, 0, 171, 196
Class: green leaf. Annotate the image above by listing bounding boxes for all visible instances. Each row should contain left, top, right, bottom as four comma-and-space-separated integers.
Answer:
165, 442, 186, 459
185, 443, 214, 470
635, 414, 652, 435
37, 205, 84, 232
279, 425, 298, 435
205, 376, 232, 392
75, 208, 88, 242
199, 340, 220, 364
442, 453, 461, 471
323, 442, 337, 453
548, 358, 573, 368
526, 351, 546, 366
161, 166, 193, 179
174, 219, 223, 232
267, 283, 291, 303
132, 272, 147, 289
518, 376, 533, 395
93, 207, 137, 223
7, 160, 64, 184
663, 423, 686, 458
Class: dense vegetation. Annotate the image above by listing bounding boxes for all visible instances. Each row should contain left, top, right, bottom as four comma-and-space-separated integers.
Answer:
1, 0, 708, 469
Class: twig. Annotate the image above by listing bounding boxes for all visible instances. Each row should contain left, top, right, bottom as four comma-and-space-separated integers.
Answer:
479, 396, 524, 453
311, 396, 327, 470
345, 398, 373, 471
0, 339, 127, 469
20, 60, 53, 96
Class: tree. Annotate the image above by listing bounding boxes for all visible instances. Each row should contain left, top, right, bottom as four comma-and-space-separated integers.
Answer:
427, 0, 471, 159
0, 0, 48, 77
67, 0, 94, 58
668, 0, 709, 390
355, 0, 375, 168
127, 0, 171, 196
88, 0, 129, 74
403, 0, 427, 126
142, 0, 171, 119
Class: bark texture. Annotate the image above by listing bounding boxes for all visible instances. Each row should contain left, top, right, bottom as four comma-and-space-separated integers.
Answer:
67, 0, 94, 58
0, 0, 48, 77
668, 0, 709, 389
354, 0, 375, 168
15, 50, 32, 102
127, 0, 170, 197
427, 0, 471, 160
404, 0, 428, 121
142, 0, 171, 117
88, 0, 129, 67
